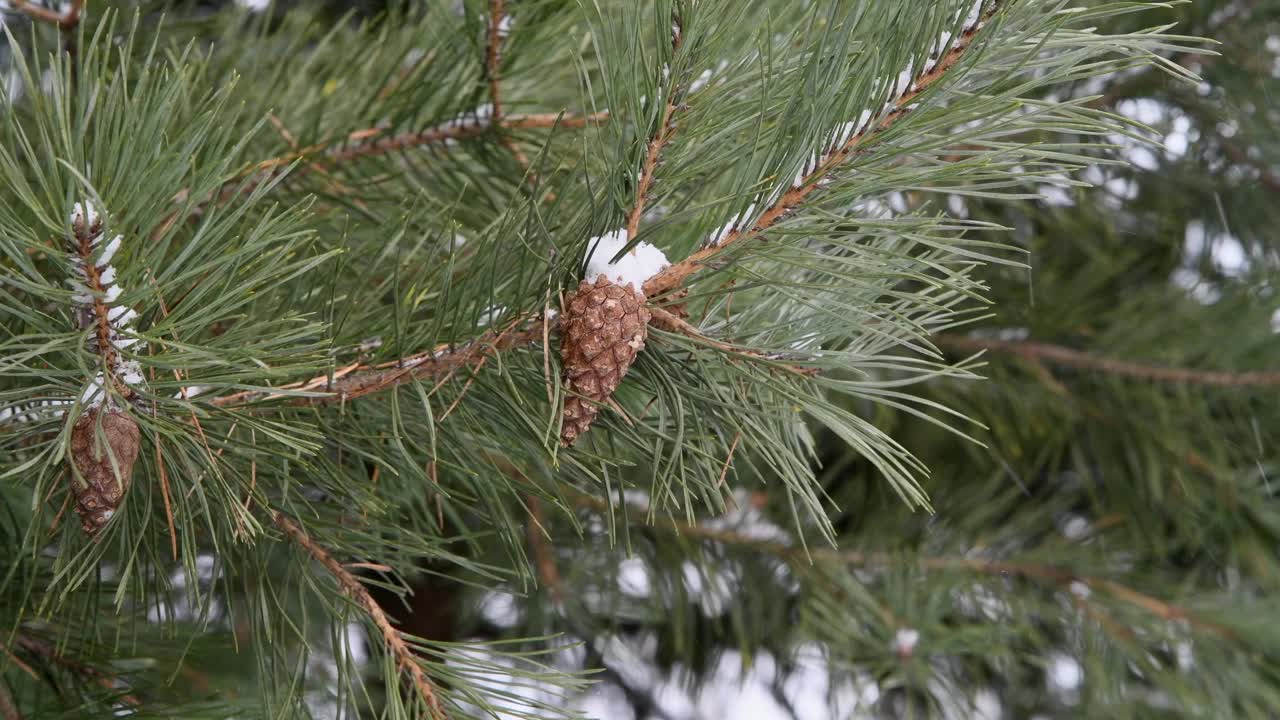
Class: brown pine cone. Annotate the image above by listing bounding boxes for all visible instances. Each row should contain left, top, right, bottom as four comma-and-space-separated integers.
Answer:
69, 407, 140, 537
560, 276, 652, 446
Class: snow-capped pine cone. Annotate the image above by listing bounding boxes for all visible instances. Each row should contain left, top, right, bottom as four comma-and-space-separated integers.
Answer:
560, 276, 651, 446
69, 407, 140, 537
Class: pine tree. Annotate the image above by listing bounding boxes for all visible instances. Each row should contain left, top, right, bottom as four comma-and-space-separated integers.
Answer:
0, 0, 1274, 718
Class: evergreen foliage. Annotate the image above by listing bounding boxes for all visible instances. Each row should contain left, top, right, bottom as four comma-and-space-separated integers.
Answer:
0, 0, 1273, 718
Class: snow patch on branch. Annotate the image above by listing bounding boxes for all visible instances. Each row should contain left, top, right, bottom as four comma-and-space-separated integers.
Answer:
583, 229, 670, 290
68, 199, 147, 408
787, 2, 988, 191
705, 202, 758, 247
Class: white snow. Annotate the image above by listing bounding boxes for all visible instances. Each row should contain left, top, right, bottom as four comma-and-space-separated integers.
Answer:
476, 304, 506, 328
617, 557, 652, 597
583, 229, 670, 289
1047, 653, 1083, 692
235, 0, 270, 10
707, 203, 758, 246
70, 201, 99, 228
893, 628, 920, 656
496, 14, 513, 38
63, 198, 148, 409
963, 0, 985, 29
97, 235, 122, 265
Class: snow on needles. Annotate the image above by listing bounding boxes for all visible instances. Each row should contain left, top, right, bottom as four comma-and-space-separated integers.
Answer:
583, 229, 670, 291
693, 2, 989, 251
68, 199, 146, 408
784, 0, 987, 192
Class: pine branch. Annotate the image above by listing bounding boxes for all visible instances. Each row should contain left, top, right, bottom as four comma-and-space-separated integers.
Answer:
565, 490, 1237, 640
186, 7, 1006, 412
935, 334, 1280, 387
211, 315, 547, 407
649, 307, 819, 378
164, 112, 607, 231
641, 1, 1002, 299
525, 495, 565, 603
624, 16, 684, 243
70, 216, 125, 397
8, 0, 82, 29
66, 205, 145, 404
273, 512, 449, 720
486, 0, 508, 120
205, 304, 822, 408
14, 635, 141, 707
483, 0, 540, 186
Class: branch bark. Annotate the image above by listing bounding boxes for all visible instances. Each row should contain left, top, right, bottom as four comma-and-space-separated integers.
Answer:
936, 334, 1280, 387
274, 512, 449, 720
0, 679, 21, 720
486, 0, 508, 120
624, 18, 684, 243
190, 112, 607, 216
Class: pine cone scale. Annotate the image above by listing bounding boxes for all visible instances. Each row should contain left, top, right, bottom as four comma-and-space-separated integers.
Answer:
69, 408, 140, 536
559, 276, 651, 446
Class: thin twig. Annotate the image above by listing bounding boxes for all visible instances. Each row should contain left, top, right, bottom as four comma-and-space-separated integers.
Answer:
935, 334, 1280, 387
486, 0, 507, 120
0, 678, 21, 720
14, 635, 141, 706
211, 315, 547, 407
624, 19, 684, 243
649, 307, 819, 378
524, 495, 564, 602
641, 2, 1001, 299
273, 512, 449, 720
157, 112, 607, 235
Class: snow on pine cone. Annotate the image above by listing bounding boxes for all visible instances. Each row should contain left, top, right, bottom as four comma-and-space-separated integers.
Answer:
69, 407, 140, 536
560, 276, 652, 446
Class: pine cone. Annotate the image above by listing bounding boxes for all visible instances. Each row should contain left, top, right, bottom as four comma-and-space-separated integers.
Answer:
560, 276, 651, 446
69, 408, 140, 537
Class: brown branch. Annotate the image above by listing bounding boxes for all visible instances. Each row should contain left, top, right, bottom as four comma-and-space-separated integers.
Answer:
13, 635, 141, 707
625, 99, 676, 241
273, 512, 449, 720
935, 334, 1280, 387
0, 679, 21, 720
206, 304, 824, 408
9, 0, 82, 29
566, 490, 1235, 640
624, 20, 684, 243
211, 315, 547, 407
642, 2, 1001, 299
524, 495, 564, 602
157, 111, 608, 236
486, 0, 507, 120
649, 307, 819, 378
69, 215, 133, 402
